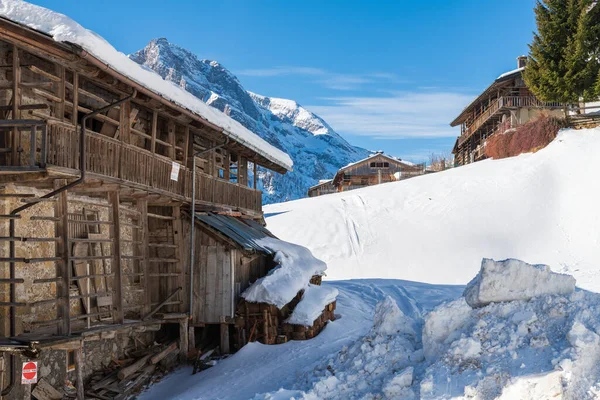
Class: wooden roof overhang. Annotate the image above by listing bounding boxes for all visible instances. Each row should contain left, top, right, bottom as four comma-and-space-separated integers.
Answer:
0, 16, 289, 174
450, 69, 523, 127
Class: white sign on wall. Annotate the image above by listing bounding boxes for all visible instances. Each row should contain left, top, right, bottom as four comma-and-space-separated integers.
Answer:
21, 361, 38, 384
170, 162, 181, 181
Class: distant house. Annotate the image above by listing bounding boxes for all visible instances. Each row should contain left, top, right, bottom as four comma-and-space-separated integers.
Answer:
307, 179, 336, 197
450, 56, 566, 166
308, 153, 423, 196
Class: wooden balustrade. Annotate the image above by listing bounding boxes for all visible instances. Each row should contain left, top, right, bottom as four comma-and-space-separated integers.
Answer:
46, 123, 262, 212
459, 96, 565, 146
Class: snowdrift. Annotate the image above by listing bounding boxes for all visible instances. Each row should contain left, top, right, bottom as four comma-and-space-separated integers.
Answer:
253, 261, 600, 400
265, 128, 600, 292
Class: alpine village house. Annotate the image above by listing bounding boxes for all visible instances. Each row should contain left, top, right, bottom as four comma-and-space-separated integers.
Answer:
0, 9, 339, 400
450, 56, 565, 166
307, 152, 424, 197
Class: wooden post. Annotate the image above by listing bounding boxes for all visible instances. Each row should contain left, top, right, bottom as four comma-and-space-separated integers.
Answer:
151, 110, 158, 154
75, 341, 85, 400
179, 318, 189, 362
109, 191, 124, 324
262, 309, 269, 345
167, 120, 176, 160
11, 44, 20, 165
253, 162, 257, 189
188, 325, 196, 356
172, 206, 185, 313
56, 64, 65, 121
54, 179, 71, 336
220, 322, 230, 354
183, 126, 191, 168
120, 99, 131, 144
224, 152, 230, 181
71, 72, 79, 127
138, 199, 150, 315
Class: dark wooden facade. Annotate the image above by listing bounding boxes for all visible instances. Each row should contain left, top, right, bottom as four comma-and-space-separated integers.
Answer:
0, 16, 289, 398
450, 57, 565, 166
330, 153, 423, 194
307, 180, 335, 197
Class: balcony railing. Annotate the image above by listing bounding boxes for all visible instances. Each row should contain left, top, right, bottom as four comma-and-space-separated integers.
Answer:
459, 96, 565, 146
41, 122, 262, 213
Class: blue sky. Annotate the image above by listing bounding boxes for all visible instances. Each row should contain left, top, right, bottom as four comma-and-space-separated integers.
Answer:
34, 0, 537, 162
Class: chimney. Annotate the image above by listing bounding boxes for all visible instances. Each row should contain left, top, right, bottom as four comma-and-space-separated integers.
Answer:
517, 55, 527, 69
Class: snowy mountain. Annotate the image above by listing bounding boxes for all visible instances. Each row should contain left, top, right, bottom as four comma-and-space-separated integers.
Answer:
129, 38, 370, 203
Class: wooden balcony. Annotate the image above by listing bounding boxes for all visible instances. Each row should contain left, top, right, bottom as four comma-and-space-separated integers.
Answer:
1, 121, 263, 214
458, 96, 564, 147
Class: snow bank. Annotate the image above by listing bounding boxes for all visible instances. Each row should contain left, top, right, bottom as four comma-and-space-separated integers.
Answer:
0, 0, 293, 171
286, 284, 338, 326
278, 296, 423, 399
242, 238, 327, 308
464, 258, 576, 308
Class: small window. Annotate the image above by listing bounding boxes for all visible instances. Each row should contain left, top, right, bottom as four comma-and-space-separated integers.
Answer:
67, 350, 76, 372
370, 162, 389, 169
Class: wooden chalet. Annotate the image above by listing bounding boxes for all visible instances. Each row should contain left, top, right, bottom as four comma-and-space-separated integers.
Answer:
450, 56, 565, 166
329, 152, 423, 194
0, 9, 295, 399
307, 179, 335, 198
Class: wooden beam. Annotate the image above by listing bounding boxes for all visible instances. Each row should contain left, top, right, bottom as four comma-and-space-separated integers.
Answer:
183, 125, 191, 168
179, 318, 189, 362
253, 162, 257, 189
54, 179, 70, 335
120, 99, 131, 144
56, 64, 65, 121
109, 191, 124, 324
173, 206, 186, 314
71, 71, 78, 126
151, 110, 158, 154
11, 44, 20, 165
138, 199, 151, 315
167, 119, 176, 160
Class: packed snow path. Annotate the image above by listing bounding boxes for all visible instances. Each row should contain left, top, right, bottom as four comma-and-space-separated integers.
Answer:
265, 128, 600, 292
139, 279, 462, 400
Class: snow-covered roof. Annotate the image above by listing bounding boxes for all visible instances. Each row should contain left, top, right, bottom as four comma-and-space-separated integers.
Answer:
339, 153, 416, 171
497, 66, 525, 80
286, 284, 338, 326
309, 179, 334, 190
242, 237, 327, 308
0, 0, 293, 172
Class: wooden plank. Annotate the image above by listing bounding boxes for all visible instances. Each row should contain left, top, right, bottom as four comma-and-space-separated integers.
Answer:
117, 354, 151, 380
150, 110, 158, 154
54, 179, 70, 335
75, 342, 85, 400
12, 44, 20, 164
179, 318, 188, 362
31, 378, 63, 400
56, 64, 65, 121
150, 342, 177, 364
173, 206, 185, 313
109, 191, 124, 324
72, 242, 93, 317
205, 245, 217, 323
137, 199, 150, 315
167, 119, 176, 160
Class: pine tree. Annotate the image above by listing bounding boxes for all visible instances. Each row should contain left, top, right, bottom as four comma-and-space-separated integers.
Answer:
524, 0, 600, 115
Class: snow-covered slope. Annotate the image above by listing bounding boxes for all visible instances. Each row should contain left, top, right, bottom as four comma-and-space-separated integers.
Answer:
130, 38, 370, 203
264, 128, 600, 292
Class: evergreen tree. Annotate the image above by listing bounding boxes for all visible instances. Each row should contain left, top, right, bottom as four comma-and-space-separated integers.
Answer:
524, 0, 600, 115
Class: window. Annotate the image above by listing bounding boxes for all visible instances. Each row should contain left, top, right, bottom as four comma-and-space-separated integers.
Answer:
67, 350, 76, 372
370, 162, 390, 169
